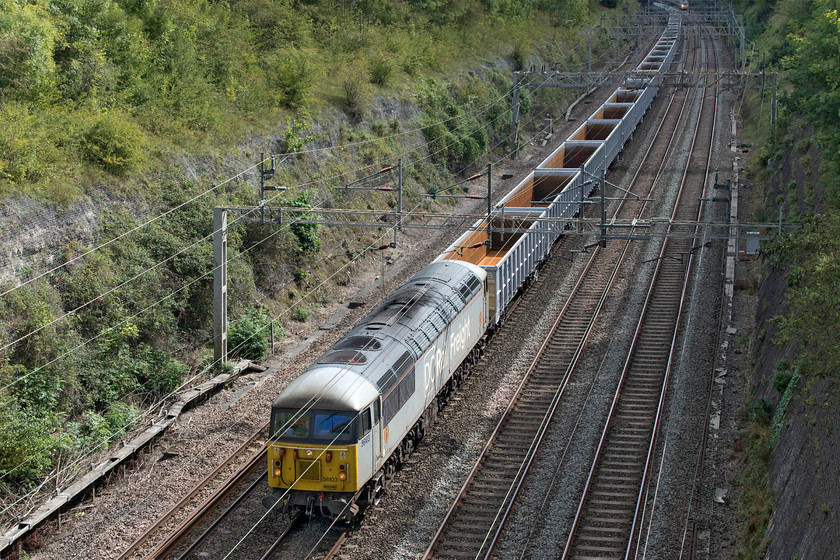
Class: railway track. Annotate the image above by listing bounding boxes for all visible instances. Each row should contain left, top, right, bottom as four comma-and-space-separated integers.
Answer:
422, 25, 704, 559
116, 425, 350, 559
117, 427, 267, 560
112, 16, 723, 560
674, 23, 727, 560
561, 24, 721, 560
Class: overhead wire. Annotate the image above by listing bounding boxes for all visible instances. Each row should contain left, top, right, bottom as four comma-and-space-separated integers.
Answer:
0, 70, 531, 360
42, 83, 543, 553
68, 219, 442, 559
0, 67, 520, 277
219, 71, 577, 558
0, 164, 259, 298
252, 29, 663, 555
2, 34, 577, 539
0, 74, 534, 494
0, 41, 565, 523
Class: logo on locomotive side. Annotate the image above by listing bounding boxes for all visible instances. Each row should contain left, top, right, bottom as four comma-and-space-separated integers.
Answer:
423, 338, 449, 382
450, 315, 473, 354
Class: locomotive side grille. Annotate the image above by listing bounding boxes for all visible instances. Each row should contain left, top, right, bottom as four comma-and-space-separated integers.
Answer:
297, 460, 321, 481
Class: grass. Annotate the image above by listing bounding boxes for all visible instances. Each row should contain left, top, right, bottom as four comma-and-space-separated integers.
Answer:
733, 400, 774, 559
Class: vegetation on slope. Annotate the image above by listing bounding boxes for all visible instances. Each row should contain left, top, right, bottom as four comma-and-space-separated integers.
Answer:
0, 0, 588, 201
734, 0, 840, 556
740, 0, 840, 391
0, 0, 625, 521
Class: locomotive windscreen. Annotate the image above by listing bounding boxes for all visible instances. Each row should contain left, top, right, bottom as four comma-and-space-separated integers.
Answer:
271, 409, 357, 443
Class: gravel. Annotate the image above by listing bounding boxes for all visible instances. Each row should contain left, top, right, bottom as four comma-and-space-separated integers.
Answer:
23, 72, 615, 560
24, 27, 748, 560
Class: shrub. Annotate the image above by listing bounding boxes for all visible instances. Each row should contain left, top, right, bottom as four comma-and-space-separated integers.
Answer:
369, 57, 393, 86
80, 111, 146, 174
0, 395, 57, 481
341, 64, 369, 118
512, 39, 530, 70
79, 411, 112, 448
0, 2, 60, 103
228, 308, 270, 361
135, 345, 189, 395
344, 78, 366, 117
105, 402, 141, 438
371, 120, 387, 137
267, 49, 314, 109
292, 306, 311, 322
279, 118, 315, 154
773, 370, 793, 393
0, 102, 65, 188
401, 53, 423, 76
287, 190, 321, 253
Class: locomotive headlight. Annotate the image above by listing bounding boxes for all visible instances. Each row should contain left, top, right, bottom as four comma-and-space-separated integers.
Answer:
305, 449, 314, 458
339, 472, 346, 481
273, 460, 282, 477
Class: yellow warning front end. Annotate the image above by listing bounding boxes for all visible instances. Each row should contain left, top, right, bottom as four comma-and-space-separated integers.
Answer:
267, 442, 358, 492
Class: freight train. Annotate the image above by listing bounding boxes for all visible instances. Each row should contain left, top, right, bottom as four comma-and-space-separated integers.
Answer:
263, 13, 682, 522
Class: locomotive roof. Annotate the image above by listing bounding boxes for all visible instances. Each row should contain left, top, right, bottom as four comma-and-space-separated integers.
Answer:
271, 261, 486, 413
271, 366, 380, 411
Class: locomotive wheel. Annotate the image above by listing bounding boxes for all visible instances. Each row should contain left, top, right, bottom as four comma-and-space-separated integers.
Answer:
401, 438, 414, 459
384, 460, 396, 487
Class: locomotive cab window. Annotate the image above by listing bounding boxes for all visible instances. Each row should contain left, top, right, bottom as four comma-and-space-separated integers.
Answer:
272, 410, 309, 440
313, 412, 356, 442
271, 409, 356, 442
360, 408, 372, 436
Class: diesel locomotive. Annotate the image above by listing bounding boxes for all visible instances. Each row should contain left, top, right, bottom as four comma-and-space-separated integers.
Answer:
264, 261, 489, 520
